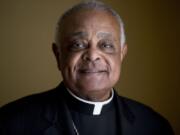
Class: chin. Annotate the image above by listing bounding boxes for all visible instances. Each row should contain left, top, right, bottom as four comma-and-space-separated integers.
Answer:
76, 82, 111, 93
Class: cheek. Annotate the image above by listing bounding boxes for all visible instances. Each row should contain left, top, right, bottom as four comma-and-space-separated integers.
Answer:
112, 62, 121, 75
108, 56, 121, 78
61, 52, 82, 70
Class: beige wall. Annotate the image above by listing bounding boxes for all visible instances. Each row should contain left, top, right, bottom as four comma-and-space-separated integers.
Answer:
0, 0, 179, 134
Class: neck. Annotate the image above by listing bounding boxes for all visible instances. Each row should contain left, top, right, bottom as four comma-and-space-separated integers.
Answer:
82, 91, 111, 102
67, 88, 113, 102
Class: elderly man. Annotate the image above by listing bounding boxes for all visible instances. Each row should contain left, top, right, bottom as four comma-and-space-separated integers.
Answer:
0, 1, 174, 135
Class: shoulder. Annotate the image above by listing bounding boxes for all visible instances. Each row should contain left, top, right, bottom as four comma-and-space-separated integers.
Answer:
0, 83, 71, 134
0, 88, 57, 113
116, 94, 174, 134
118, 95, 166, 121
0, 87, 61, 123
0, 87, 64, 134
118, 95, 161, 117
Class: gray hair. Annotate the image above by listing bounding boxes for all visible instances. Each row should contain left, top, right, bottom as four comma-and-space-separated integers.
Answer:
55, 0, 126, 47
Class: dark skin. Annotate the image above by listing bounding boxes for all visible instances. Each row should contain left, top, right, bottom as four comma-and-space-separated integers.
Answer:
53, 9, 127, 101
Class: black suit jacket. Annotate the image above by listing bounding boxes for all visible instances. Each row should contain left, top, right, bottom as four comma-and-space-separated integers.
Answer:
0, 83, 174, 135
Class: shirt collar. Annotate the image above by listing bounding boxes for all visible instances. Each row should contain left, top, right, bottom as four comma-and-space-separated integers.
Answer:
66, 88, 114, 115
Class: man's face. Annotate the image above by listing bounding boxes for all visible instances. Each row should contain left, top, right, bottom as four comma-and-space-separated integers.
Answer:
54, 9, 126, 100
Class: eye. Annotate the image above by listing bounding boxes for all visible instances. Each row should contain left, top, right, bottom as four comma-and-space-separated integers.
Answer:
102, 43, 113, 48
99, 41, 115, 53
69, 41, 87, 51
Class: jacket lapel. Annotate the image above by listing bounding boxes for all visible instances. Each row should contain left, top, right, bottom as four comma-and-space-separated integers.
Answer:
43, 83, 76, 135
114, 91, 135, 135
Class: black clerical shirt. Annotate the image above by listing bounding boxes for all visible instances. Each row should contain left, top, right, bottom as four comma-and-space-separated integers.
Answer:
65, 89, 118, 135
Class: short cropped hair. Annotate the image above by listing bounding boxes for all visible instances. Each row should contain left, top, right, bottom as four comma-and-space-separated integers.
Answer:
55, 0, 126, 47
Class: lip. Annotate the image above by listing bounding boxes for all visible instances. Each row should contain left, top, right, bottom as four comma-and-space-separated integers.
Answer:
78, 69, 107, 73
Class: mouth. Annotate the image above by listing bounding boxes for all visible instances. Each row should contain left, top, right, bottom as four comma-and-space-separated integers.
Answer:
78, 69, 107, 74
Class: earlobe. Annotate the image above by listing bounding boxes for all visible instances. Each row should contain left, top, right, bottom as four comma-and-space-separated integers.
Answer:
52, 43, 61, 70
121, 44, 128, 62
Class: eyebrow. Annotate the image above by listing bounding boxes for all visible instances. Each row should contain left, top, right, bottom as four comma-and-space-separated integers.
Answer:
69, 31, 88, 38
68, 31, 113, 40
97, 32, 112, 39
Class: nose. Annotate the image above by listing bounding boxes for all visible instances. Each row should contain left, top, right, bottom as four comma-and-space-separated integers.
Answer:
82, 48, 101, 62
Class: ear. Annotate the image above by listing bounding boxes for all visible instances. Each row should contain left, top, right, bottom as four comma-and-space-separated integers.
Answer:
121, 44, 128, 62
52, 43, 61, 71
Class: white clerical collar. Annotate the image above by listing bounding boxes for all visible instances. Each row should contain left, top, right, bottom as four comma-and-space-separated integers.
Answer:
66, 88, 114, 115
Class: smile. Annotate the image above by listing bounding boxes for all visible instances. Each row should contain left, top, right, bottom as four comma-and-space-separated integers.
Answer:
78, 69, 107, 74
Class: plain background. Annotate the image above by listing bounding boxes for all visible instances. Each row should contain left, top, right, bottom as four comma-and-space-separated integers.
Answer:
0, 0, 179, 134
